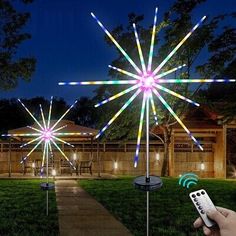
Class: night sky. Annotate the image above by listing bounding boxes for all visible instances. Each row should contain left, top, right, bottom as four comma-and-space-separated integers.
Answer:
1, 0, 235, 104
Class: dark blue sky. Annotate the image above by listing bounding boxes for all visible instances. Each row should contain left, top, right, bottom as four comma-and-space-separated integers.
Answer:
1, 0, 235, 103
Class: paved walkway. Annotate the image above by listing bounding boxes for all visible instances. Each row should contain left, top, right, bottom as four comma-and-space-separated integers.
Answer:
55, 180, 132, 236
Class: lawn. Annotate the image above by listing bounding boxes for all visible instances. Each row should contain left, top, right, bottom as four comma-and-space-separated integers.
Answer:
79, 177, 236, 236
0, 179, 59, 236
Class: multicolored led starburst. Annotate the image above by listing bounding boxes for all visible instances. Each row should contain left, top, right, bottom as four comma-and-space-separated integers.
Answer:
2, 97, 84, 173
59, 8, 235, 167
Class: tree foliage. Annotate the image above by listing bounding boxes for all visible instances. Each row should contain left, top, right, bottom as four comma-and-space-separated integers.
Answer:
198, 13, 236, 121
0, 0, 36, 90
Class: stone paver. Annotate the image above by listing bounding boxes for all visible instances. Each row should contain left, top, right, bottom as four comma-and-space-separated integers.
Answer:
55, 180, 132, 236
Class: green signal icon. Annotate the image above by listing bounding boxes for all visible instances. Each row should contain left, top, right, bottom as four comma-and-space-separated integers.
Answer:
179, 173, 198, 188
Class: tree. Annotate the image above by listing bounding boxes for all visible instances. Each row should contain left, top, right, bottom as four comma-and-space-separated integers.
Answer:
93, 0, 235, 176
0, 0, 36, 90
197, 12, 236, 121
64, 96, 98, 128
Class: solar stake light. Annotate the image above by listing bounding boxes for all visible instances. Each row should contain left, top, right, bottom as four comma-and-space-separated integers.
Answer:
2, 97, 84, 215
59, 7, 235, 236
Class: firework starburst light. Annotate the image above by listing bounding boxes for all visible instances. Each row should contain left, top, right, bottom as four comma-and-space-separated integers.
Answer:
2, 97, 83, 172
59, 8, 235, 167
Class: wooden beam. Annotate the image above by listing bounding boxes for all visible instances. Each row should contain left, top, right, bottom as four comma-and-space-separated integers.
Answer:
174, 133, 216, 137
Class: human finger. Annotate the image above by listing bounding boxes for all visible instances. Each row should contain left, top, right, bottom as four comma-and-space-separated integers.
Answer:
194, 217, 204, 228
203, 225, 212, 235
207, 209, 225, 228
216, 206, 232, 217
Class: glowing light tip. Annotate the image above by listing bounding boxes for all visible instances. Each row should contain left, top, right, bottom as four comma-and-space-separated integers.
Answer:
58, 82, 65, 85
91, 12, 95, 18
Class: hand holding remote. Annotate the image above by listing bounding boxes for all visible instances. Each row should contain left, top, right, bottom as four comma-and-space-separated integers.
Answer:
194, 206, 236, 236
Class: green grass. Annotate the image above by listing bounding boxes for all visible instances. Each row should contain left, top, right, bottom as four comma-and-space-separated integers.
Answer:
0, 180, 59, 236
79, 177, 236, 236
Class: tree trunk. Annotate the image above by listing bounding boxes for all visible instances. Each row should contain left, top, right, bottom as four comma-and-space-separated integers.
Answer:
161, 127, 171, 176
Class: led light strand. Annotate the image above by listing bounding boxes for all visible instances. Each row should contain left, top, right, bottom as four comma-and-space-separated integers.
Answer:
91, 12, 142, 74
59, 80, 138, 86
154, 64, 186, 79
52, 135, 75, 148
153, 84, 200, 106
152, 16, 206, 76
41, 142, 47, 170
39, 104, 47, 129
52, 125, 67, 133
20, 136, 42, 148
54, 132, 84, 136
150, 93, 158, 125
51, 100, 78, 130
133, 23, 147, 74
22, 139, 43, 163
153, 88, 203, 150
95, 84, 139, 108
134, 92, 147, 167
96, 89, 141, 139
18, 99, 43, 130
51, 139, 76, 170
157, 78, 236, 83
108, 65, 142, 80
148, 7, 158, 72
47, 96, 53, 128
27, 126, 43, 133
2, 133, 40, 137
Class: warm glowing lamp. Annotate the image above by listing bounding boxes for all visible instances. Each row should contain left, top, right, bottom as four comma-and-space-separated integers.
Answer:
114, 161, 118, 170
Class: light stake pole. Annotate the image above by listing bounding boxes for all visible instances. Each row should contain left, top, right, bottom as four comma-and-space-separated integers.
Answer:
46, 142, 49, 216
134, 92, 163, 236
146, 95, 150, 236
40, 141, 54, 216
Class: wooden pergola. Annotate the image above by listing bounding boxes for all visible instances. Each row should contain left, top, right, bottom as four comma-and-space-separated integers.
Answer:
151, 106, 235, 178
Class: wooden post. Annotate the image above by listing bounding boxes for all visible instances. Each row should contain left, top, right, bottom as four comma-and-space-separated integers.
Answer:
214, 128, 226, 178
97, 140, 101, 177
90, 137, 93, 159
169, 134, 175, 176
8, 139, 12, 177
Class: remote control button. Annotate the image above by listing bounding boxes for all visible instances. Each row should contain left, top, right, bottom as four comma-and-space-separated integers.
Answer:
201, 210, 205, 214
196, 202, 200, 206
201, 191, 205, 195
194, 198, 198, 202
197, 193, 200, 196
192, 194, 196, 198
198, 206, 203, 210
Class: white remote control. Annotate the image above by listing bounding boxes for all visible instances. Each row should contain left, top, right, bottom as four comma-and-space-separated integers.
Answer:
189, 189, 217, 228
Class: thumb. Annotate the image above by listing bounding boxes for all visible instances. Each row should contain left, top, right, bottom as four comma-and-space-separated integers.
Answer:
207, 209, 225, 227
